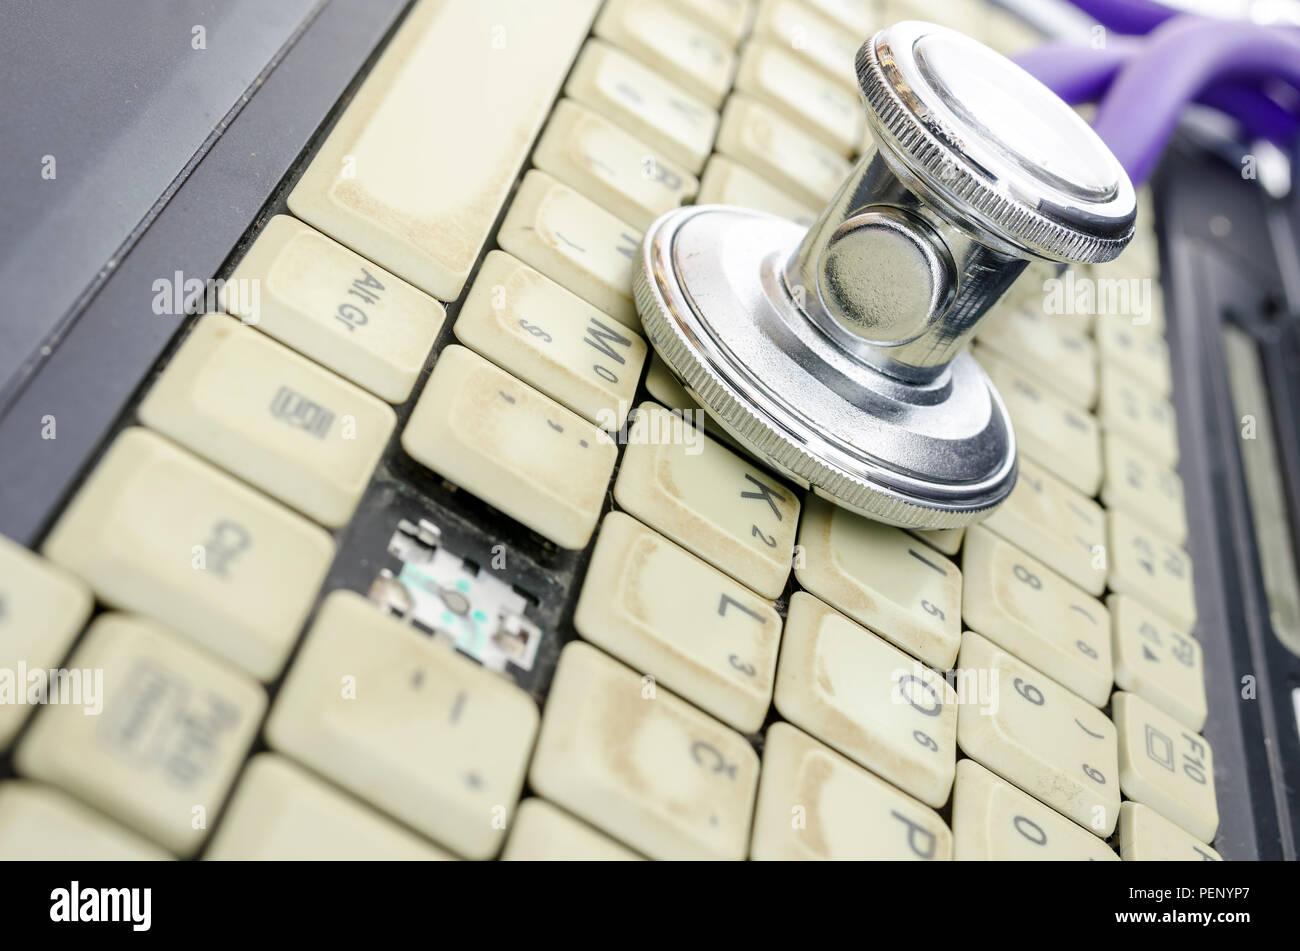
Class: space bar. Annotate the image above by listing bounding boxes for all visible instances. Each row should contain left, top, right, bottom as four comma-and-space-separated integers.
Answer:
288, 0, 600, 302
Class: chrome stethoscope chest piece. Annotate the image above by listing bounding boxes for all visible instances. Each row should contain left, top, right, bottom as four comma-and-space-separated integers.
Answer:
635, 21, 1137, 529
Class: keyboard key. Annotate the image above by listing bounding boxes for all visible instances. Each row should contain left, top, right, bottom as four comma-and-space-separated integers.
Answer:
402, 345, 617, 549
0, 535, 92, 748
975, 348, 1102, 495
287, 0, 600, 300
1118, 801, 1221, 861
139, 314, 395, 527
666, 0, 756, 44
774, 592, 958, 805
454, 251, 646, 431
795, 494, 962, 669
751, 722, 953, 860
1096, 318, 1172, 397
975, 305, 1097, 409
265, 591, 540, 860
204, 754, 451, 861
909, 527, 965, 557
956, 630, 1120, 836
804, 0, 874, 35
43, 428, 334, 681
533, 99, 698, 230
614, 402, 800, 597
642, 353, 745, 452
1107, 508, 1197, 631
962, 525, 1112, 707
0, 781, 170, 861
594, 0, 738, 107
752, 0, 860, 92
15, 613, 265, 856
502, 798, 643, 860
1100, 431, 1188, 544
1112, 691, 1218, 843
716, 94, 851, 208
497, 170, 641, 330
530, 641, 759, 860
697, 155, 816, 226
566, 39, 719, 172
224, 215, 444, 403
951, 759, 1118, 861
576, 513, 781, 732
1109, 593, 1206, 731
1098, 365, 1179, 467
983, 456, 1108, 596
734, 40, 863, 155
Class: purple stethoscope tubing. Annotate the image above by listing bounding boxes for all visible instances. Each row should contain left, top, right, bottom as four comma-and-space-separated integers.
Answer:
1016, 7, 1300, 182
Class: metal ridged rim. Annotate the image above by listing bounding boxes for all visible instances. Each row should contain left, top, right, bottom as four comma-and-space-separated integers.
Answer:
857, 33, 1133, 264
634, 237, 1014, 530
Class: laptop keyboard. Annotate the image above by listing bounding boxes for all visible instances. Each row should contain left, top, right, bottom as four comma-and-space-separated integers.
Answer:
0, 0, 1223, 861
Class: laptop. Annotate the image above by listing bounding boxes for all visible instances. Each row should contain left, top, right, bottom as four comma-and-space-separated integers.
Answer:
0, 0, 1297, 862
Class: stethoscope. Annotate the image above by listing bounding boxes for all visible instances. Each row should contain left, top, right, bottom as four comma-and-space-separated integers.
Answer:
1020, 0, 1300, 183
632, 9, 1300, 530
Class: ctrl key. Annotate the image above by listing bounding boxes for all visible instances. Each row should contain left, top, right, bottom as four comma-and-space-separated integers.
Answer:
529, 642, 759, 860
14, 614, 266, 857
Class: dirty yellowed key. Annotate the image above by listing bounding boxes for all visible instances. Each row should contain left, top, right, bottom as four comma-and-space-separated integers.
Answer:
575, 513, 782, 733
1107, 508, 1198, 631
0, 536, 92, 750
1109, 593, 1206, 731
530, 642, 759, 860
774, 593, 958, 806
975, 348, 1102, 496
981, 456, 1108, 596
1118, 802, 1221, 861
956, 631, 1120, 837
752, 0, 860, 93
503, 798, 642, 861
751, 723, 953, 861
288, 0, 601, 301
454, 251, 646, 431
795, 494, 962, 670
0, 782, 170, 861
951, 759, 1118, 861
1112, 691, 1218, 844
697, 155, 817, 225
566, 39, 719, 173
715, 95, 851, 209
223, 215, 444, 403
205, 754, 451, 861
666, 0, 755, 45
532, 99, 698, 231
402, 345, 617, 550
614, 402, 800, 598
497, 170, 642, 330
961, 525, 1113, 707
138, 314, 396, 528
265, 591, 540, 860
42, 428, 335, 682
15, 613, 266, 857
734, 39, 863, 155
594, 0, 738, 107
